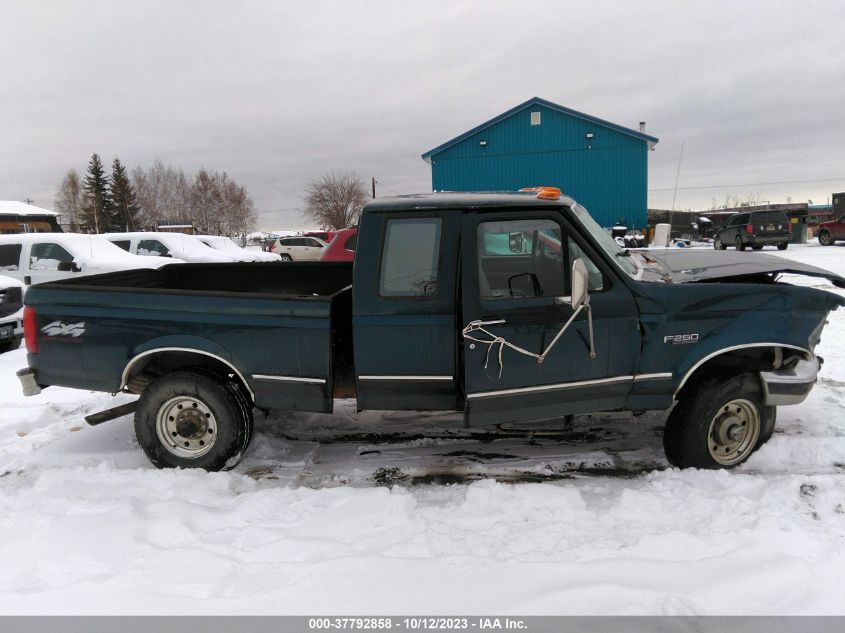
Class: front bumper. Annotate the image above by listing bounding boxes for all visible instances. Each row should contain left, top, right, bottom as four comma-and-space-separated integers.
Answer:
759, 357, 820, 406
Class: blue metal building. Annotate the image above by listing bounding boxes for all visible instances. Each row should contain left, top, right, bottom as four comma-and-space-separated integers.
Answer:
421, 97, 658, 228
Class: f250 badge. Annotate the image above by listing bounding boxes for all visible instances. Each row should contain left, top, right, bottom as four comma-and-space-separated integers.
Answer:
41, 321, 86, 337
664, 333, 699, 345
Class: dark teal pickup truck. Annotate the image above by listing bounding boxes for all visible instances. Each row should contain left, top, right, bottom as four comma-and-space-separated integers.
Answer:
17, 189, 845, 471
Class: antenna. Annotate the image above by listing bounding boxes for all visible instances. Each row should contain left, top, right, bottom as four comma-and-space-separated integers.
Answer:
669, 141, 685, 228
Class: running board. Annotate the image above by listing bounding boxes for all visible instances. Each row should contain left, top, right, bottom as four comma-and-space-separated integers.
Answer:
85, 401, 137, 426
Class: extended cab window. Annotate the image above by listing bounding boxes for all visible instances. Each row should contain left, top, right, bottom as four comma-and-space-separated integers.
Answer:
111, 240, 131, 252
379, 217, 441, 297
138, 240, 169, 257
0, 244, 22, 271
30, 243, 73, 270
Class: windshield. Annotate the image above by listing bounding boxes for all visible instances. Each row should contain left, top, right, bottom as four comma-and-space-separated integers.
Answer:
570, 204, 639, 276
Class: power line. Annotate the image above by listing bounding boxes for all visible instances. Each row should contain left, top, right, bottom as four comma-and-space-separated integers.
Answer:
649, 175, 844, 192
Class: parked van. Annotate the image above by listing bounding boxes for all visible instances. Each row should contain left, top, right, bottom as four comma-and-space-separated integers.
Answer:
104, 232, 238, 263
0, 233, 176, 287
195, 235, 281, 262
713, 210, 791, 251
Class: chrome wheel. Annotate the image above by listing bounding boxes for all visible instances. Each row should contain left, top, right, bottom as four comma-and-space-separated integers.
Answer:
155, 396, 218, 458
707, 398, 760, 466
714, 238, 721, 250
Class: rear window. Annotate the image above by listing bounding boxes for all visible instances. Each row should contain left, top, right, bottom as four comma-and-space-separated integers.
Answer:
0, 244, 21, 271
752, 211, 789, 223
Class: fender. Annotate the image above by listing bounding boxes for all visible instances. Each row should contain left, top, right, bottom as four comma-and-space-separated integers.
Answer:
121, 335, 254, 400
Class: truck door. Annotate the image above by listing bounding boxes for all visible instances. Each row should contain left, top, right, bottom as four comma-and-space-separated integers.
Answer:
460, 211, 640, 426
353, 211, 460, 411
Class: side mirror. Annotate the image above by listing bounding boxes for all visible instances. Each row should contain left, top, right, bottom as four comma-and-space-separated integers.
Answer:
570, 258, 589, 309
57, 261, 81, 272
508, 232, 524, 253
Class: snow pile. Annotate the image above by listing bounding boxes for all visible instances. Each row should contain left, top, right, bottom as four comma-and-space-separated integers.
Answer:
0, 243, 843, 615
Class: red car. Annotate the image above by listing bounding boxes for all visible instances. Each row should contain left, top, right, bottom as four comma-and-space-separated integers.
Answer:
818, 214, 845, 246
319, 227, 357, 262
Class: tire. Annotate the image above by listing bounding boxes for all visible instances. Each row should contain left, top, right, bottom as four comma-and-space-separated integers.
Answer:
777, 242, 788, 251
0, 335, 22, 354
279, 254, 293, 262
818, 230, 834, 246
752, 244, 763, 251
735, 236, 745, 251
134, 370, 253, 471
714, 237, 727, 250
663, 373, 776, 469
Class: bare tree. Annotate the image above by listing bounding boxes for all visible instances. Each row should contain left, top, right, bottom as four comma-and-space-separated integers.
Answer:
303, 170, 368, 229
55, 170, 83, 230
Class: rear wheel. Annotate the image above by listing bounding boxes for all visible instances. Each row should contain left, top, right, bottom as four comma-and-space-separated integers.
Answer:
818, 230, 833, 246
135, 370, 252, 471
663, 373, 776, 469
735, 236, 745, 251
777, 242, 788, 251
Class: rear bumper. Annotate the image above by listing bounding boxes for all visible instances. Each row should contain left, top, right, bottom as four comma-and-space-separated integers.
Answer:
750, 235, 789, 245
16, 367, 42, 397
759, 357, 820, 406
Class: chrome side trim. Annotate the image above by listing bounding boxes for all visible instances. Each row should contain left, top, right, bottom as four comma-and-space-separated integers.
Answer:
120, 347, 255, 401
358, 375, 453, 381
633, 373, 673, 382
252, 374, 326, 384
674, 342, 812, 396
467, 375, 634, 400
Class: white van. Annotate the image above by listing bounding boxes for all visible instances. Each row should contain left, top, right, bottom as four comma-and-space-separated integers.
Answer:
0, 233, 178, 287
195, 235, 281, 262
104, 232, 240, 263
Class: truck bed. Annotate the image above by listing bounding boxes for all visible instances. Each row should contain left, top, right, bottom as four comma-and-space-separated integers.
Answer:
25, 262, 354, 412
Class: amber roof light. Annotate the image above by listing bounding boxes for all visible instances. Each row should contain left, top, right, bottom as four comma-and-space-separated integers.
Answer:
519, 186, 561, 200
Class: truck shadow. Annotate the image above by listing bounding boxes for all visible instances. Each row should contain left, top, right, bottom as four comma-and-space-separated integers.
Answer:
240, 402, 669, 488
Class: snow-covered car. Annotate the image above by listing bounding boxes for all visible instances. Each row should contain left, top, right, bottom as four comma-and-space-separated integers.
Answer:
104, 232, 239, 264
195, 235, 281, 262
0, 273, 23, 353
0, 233, 178, 287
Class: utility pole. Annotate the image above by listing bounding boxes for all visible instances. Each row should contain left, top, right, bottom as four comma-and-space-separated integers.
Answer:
372, 177, 376, 199
24, 198, 34, 205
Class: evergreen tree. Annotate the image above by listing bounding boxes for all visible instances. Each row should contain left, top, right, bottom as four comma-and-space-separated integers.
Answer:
80, 153, 113, 233
110, 158, 139, 231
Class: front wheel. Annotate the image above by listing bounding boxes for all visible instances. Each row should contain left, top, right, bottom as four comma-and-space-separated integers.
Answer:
663, 373, 776, 469
714, 237, 727, 250
279, 253, 293, 262
818, 230, 834, 246
735, 236, 745, 251
135, 370, 253, 471
777, 242, 788, 251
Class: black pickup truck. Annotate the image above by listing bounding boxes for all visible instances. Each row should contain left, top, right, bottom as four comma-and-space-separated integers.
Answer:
17, 189, 845, 471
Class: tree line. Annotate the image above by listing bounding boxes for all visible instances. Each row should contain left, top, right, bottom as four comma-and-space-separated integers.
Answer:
55, 154, 257, 237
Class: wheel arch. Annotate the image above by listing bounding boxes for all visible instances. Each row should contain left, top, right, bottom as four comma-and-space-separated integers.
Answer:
674, 343, 812, 399
121, 347, 254, 402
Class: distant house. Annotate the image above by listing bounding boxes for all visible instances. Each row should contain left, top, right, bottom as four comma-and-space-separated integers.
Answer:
0, 201, 63, 233
421, 97, 658, 228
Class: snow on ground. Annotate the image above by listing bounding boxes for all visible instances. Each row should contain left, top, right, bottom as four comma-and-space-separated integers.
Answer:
0, 243, 844, 615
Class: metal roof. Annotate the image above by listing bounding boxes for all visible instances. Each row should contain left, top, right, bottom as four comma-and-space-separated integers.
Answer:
421, 97, 659, 164
363, 191, 576, 212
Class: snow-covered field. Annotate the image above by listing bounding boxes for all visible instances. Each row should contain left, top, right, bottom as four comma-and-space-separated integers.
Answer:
0, 243, 843, 615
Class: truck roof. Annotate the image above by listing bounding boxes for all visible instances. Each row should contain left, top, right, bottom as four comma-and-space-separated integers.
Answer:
363, 191, 576, 212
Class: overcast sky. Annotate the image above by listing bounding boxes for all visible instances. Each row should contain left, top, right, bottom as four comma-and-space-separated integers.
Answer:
2, 1, 844, 230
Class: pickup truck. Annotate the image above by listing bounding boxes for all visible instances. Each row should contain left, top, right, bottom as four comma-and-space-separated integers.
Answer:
17, 188, 845, 472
